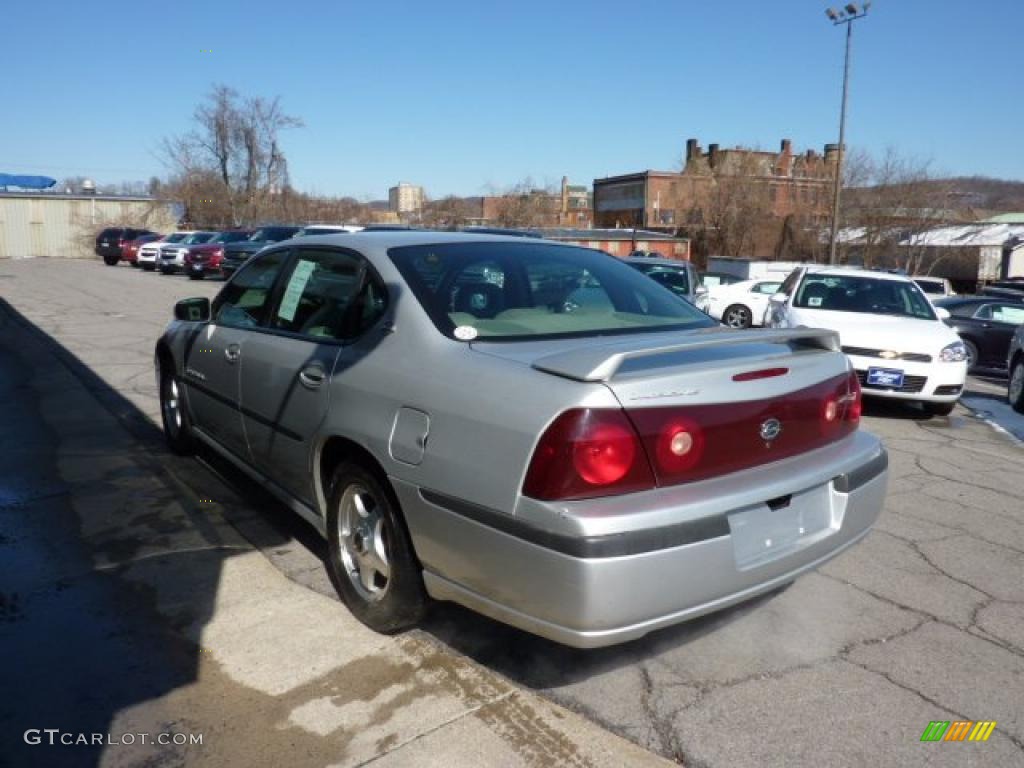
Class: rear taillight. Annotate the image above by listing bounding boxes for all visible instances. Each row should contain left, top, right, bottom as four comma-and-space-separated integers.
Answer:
822, 369, 861, 432
523, 371, 861, 501
523, 409, 655, 501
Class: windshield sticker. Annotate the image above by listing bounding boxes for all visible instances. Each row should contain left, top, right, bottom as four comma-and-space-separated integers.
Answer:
277, 260, 317, 323
453, 325, 478, 341
807, 296, 823, 307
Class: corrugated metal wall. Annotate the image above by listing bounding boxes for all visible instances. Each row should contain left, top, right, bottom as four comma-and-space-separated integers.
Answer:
0, 196, 179, 259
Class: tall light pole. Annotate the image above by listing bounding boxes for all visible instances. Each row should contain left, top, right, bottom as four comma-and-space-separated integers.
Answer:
825, 3, 869, 265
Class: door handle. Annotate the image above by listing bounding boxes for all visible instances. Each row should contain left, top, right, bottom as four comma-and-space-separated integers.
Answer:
224, 344, 241, 363
298, 366, 326, 389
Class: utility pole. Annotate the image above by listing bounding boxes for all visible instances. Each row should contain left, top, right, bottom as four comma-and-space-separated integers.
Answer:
825, 3, 870, 265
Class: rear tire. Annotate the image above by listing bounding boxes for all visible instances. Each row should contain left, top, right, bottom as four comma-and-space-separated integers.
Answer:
1009, 359, 1024, 414
159, 366, 195, 455
102, 254, 119, 266
723, 304, 753, 329
326, 462, 427, 634
923, 401, 956, 417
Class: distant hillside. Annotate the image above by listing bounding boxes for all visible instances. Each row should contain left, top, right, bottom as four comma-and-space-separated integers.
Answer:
932, 176, 1024, 212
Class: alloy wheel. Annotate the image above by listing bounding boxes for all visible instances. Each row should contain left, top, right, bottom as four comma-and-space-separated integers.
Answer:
162, 375, 182, 436
337, 484, 391, 602
724, 306, 752, 329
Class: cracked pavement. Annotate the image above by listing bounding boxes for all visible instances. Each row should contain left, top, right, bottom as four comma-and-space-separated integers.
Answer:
1, 258, 1022, 767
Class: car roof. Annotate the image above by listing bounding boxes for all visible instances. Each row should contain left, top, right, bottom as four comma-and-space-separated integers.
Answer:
285, 230, 581, 250
624, 257, 689, 267
939, 295, 1018, 304
804, 266, 911, 282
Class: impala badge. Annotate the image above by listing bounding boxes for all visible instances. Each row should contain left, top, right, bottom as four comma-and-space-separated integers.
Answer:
760, 418, 782, 443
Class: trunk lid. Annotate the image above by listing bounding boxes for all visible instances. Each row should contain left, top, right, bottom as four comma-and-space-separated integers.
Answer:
475, 327, 846, 407
479, 327, 859, 492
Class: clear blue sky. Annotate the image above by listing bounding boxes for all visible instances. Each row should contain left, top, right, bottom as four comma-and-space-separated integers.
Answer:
2, 0, 1021, 199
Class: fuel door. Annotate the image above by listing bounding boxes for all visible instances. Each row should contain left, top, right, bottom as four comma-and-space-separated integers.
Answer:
389, 407, 430, 466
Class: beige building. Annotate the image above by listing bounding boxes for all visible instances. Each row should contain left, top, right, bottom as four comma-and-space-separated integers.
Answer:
388, 182, 425, 215
0, 193, 180, 259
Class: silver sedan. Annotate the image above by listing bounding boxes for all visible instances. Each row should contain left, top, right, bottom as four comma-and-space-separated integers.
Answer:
155, 232, 888, 647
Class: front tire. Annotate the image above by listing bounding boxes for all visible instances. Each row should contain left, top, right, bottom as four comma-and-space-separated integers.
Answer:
964, 339, 979, 371
326, 462, 426, 633
102, 254, 119, 266
1009, 359, 1024, 414
159, 366, 195, 455
723, 304, 753, 329
923, 401, 956, 417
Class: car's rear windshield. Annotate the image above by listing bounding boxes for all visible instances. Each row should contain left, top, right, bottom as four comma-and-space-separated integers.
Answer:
914, 279, 944, 294
250, 227, 298, 241
211, 230, 252, 243
165, 233, 187, 243
389, 242, 715, 341
182, 232, 216, 245
795, 274, 936, 320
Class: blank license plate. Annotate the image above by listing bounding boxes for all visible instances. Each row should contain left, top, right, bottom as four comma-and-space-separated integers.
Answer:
866, 367, 904, 387
729, 485, 834, 570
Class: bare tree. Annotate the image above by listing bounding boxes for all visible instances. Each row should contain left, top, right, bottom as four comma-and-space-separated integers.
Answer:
678, 154, 774, 258
842, 147, 953, 272
161, 85, 303, 227
421, 195, 478, 229
491, 179, 559, 228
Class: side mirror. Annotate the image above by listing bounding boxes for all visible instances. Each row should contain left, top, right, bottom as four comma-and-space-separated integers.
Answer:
770, 292, 788, 303
695, 285, 708, 297
934, 306, 951, 320
174, 297, 211, 323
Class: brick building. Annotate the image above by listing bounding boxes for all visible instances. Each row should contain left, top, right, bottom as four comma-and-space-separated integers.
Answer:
459, 177, 592, 228
593, 138, 836, 256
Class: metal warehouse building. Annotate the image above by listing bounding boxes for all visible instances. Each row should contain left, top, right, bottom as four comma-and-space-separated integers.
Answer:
0, 192, 179, 259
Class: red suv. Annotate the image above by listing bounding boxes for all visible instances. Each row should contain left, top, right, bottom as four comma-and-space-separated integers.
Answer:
95, 227, 158, 266
183, 230, 254, 279
122, 233, 164, 266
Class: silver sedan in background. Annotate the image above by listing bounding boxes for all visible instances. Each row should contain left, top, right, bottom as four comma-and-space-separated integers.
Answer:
156, 233, 888, 647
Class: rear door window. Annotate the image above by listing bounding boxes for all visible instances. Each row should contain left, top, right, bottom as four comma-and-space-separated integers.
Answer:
270, 248, 384, 340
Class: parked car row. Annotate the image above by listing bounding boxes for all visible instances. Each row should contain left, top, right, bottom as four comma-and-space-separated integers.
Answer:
95, 224, 366, 278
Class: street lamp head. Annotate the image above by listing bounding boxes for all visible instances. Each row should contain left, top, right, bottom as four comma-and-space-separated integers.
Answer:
826, 7, 840, 20
845, 3, 859, 15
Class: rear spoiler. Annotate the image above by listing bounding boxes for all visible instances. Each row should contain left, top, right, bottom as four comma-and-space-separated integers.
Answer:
531, 328, 840, 382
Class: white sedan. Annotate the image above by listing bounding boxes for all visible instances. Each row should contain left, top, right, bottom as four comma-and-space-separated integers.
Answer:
700, 278, 782, 328
765, 267, 968, 417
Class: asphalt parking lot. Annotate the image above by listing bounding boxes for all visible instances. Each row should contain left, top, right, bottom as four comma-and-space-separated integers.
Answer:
1, 258, 1022, 768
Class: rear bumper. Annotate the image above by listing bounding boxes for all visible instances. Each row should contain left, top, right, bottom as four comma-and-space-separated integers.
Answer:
396, 430, 888, 648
